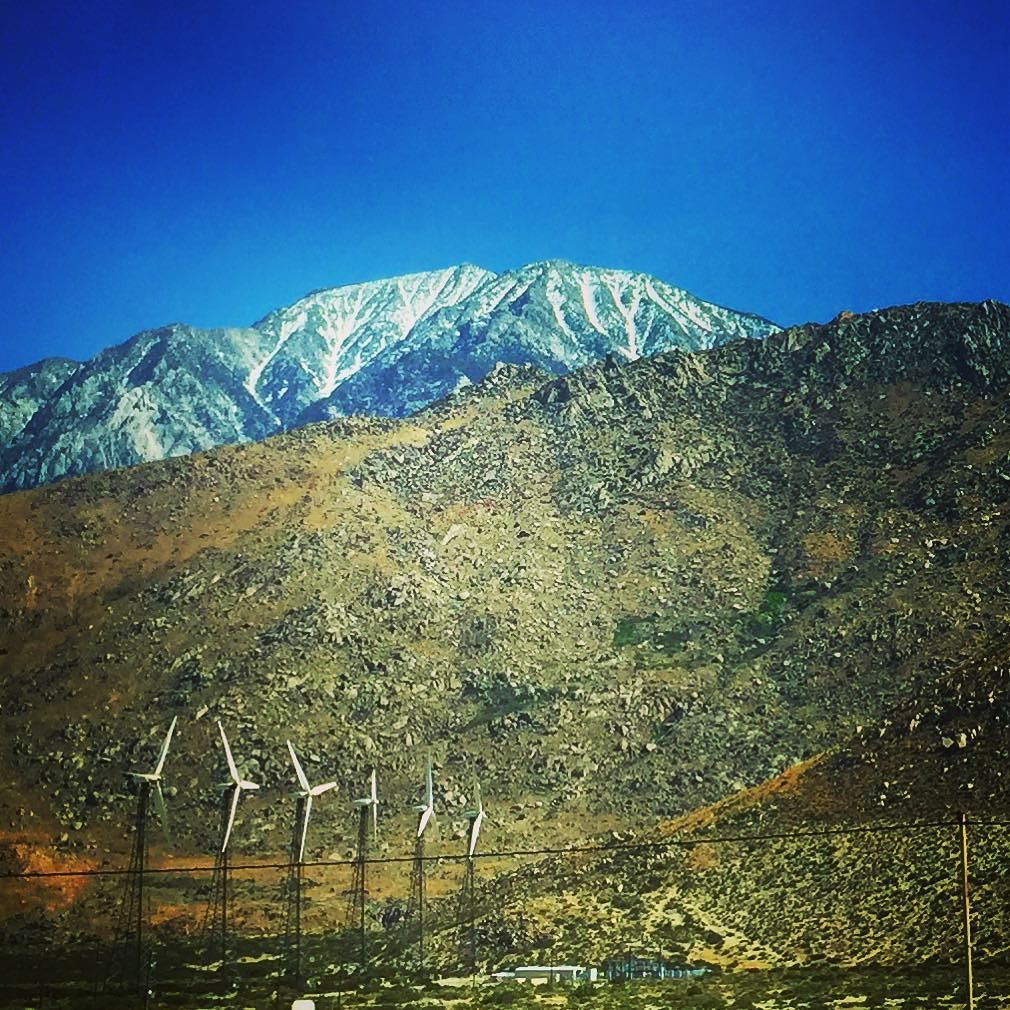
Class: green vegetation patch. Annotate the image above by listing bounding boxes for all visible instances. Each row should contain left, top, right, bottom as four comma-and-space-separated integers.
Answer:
748, 589, 790, 633
613, 616, 689, 652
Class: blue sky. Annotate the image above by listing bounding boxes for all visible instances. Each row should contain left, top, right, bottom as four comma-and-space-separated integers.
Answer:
1, 0, 1007, 373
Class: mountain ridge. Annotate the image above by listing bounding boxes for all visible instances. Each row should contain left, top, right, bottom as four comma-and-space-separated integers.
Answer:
0, 261, 778, 492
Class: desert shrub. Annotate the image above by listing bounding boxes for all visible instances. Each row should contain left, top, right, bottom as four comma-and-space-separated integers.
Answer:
479, 983, 534, 1007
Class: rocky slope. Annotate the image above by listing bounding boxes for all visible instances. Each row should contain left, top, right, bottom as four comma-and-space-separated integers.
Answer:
0, 261, 777, 491
0, 298, 1007, 975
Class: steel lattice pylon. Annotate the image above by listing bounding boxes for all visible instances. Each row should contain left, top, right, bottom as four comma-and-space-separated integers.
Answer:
401, 832, 427, 977
282, 797, 306, 988
346, 806, 370, 973
101, 782, 152, 997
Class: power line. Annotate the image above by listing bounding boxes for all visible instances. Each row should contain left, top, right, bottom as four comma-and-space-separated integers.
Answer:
0, 816, 961, 882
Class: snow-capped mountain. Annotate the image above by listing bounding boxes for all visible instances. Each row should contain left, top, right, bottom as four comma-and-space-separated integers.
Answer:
250, 264, 494, 426
305, 261, 777, 419
0, 261, 778, 491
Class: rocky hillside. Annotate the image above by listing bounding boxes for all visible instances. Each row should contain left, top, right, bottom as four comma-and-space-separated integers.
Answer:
0, 261, 777, 492
0, 298, 1007, 971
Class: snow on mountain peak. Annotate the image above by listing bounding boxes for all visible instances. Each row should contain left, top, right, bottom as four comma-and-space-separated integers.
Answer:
1, 260, 778, 491
247, 265, 496, 423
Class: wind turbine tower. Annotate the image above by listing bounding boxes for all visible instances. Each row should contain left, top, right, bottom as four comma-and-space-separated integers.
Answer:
349, 769, 378, 971
284, 741, 336, 987
404, 756, 435, 977
461, 781, 485, 981
205, 721, 259, 969
108, 717, 177, 995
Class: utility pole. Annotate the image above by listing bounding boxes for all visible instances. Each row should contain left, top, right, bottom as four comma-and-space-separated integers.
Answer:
959, 812, 974, 1010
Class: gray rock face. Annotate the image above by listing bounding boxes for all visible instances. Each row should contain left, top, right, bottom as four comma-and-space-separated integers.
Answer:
0, 357, 80, 444
0, 261, 778, 491
0, 325, 278, 491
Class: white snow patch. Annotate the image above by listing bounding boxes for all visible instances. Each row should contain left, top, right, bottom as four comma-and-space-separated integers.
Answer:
327, 347, 368, 391
545, 274, 577, 343
248, 268, 490, 408
603, 275, 642, 359
318, 286, 368, 397
475, 275, 534, 317
245, 311, 307, 415
643, 280, 694, 328
578, 275, 608, 337
391, 267, 455, 332
311, 267, 485, 398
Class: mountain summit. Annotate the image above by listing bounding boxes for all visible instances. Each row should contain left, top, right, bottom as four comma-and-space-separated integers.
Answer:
0, 262, 777, 491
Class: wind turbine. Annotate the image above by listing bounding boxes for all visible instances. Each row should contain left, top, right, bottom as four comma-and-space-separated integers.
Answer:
353, 768, 379, 838
112, 716, 177, 994
208, 722, 259, 972
349, 768, 379, 971
126, 715, 177, 841
219, 721, 259, 853
284, 741, 336, 988
406, 755, 436, 977
287, 740, 337, 864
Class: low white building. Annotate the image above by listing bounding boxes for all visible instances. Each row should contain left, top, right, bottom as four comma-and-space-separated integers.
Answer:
491, 965, 597, 983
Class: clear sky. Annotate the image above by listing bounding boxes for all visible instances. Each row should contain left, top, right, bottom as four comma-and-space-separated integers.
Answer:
1, 0, 1007, 373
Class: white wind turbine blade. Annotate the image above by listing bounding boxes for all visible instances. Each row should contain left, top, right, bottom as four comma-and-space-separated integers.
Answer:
310, 780, 337, 798
152, 781, 170, 841
222, 785, 241, 853
417, 804, 433, 838
465, 780, 484, 858
287, 741, 310, 794
413, 755, 435, 837
370, 769, 378, 837
298, 794, 313, 863
154, 716, 178, 777
468, 811, 483, 858
218, 721, 240, 785
353, 769, 379, 836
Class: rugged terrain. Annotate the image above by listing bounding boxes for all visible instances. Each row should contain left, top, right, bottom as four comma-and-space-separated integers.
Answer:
0, 298, 1008, 1002
0, 261, 776, 492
